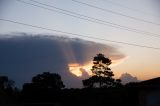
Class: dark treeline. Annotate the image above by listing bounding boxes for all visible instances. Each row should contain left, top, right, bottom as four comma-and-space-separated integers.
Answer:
0, 53, 159, 106
0, 53, 140, 106
0, 74, 140, 106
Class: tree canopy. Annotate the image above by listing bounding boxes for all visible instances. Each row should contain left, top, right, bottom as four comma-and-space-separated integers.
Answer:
32, 72, 65, 89
23, 72, 65, 91
83, 53, 122, 88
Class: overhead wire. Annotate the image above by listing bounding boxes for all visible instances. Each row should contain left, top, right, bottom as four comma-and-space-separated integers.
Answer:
101, 0, 160, 18
0, 18, 160, 50
16, 0, 160, 38
71, 0, 160, 26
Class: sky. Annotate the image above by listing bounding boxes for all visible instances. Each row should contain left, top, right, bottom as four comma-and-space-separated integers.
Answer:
0, 0, 160, 88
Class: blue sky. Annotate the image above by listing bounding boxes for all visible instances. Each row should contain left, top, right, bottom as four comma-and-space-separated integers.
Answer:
0, 0, 160, 86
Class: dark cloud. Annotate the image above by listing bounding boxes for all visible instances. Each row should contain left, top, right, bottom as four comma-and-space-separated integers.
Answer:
0, 33, 126, 88
120, 73, 140, 84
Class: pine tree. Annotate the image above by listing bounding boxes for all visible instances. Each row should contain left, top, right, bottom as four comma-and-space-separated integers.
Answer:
83, 53, 122, 88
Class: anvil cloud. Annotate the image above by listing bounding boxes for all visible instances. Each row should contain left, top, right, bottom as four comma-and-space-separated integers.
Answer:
0, 33, 126, 88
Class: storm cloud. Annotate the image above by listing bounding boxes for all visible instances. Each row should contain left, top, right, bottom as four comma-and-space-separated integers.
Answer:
0, 33, 126, 88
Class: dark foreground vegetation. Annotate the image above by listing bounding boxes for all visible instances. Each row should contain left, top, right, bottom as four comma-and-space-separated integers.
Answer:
0, 54, 160, 106
1, 73, 160, 106
1, 82, 159, 106
0, 85, 138, 106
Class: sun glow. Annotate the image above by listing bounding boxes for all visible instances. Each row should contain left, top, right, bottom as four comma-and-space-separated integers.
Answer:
68, 62, 92, 77
68, 63, 82, 77
68, 57, 127, 77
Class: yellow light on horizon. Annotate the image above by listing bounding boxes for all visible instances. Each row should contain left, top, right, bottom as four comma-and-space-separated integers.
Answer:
68, 59, 125, 77
68, 63, 82, 77
68, 62, 93, 77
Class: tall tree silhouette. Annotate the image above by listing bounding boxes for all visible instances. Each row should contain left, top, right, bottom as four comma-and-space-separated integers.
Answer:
83, 53, 122, 88
31, 72, 65, 89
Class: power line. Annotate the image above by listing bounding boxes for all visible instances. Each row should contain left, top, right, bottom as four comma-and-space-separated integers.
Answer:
0, 18, 160, 50
16, 0, 160, 38
71, 0, 160, 26
101, 0, 160, 18
17, 0, 160, 38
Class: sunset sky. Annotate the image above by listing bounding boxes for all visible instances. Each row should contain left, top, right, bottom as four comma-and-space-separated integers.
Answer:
0, 0, 160, 88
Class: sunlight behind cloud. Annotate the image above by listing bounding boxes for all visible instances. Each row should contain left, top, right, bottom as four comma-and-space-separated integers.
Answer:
68, 62, 92, 77
68, 63, 82, 77
68, 57, 127, 77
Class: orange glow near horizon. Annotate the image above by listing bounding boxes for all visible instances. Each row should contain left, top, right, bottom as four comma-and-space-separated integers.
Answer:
68, 63, 82, 77
68, 62, 93, 77
68, 59, 126, 77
